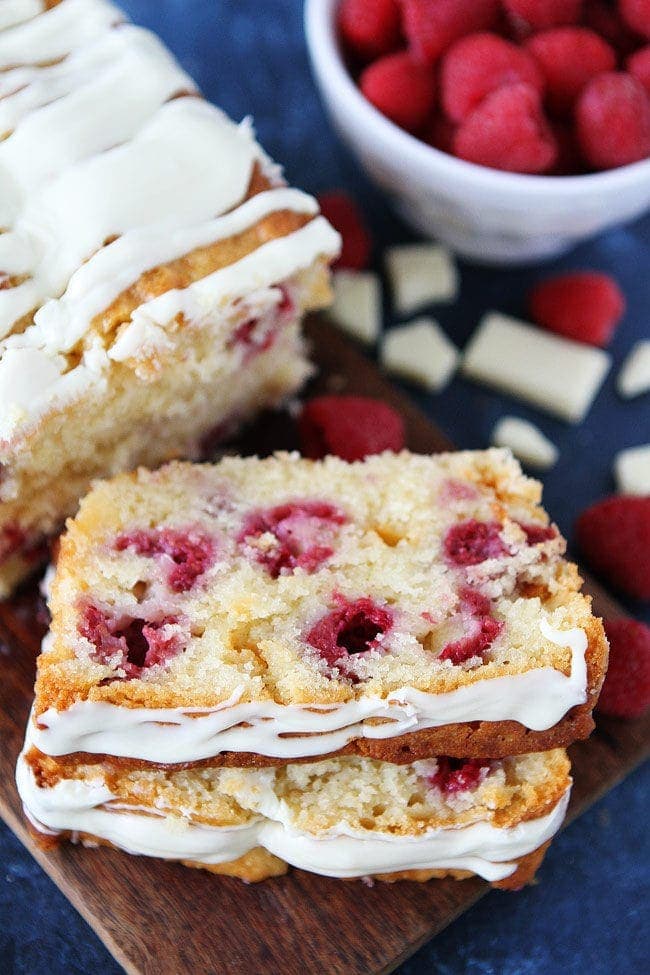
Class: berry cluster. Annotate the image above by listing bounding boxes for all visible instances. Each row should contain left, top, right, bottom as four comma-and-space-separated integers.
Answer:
338, 0, 650, 173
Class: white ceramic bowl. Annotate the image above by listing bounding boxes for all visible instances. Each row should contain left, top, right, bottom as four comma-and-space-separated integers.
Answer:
305, 0, 650, 265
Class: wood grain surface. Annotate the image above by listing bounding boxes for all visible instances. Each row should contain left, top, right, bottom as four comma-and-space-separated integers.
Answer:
0, 319, 648, 975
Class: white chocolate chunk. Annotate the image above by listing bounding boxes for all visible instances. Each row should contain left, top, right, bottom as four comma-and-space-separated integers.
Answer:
385, 243, 458, 315
381, 317, 459, 392
614, 444, 650, 495
617, 341, 650, 399
491, 416, 559, 471
462, 313, 611, 424
328, 270, 381, 345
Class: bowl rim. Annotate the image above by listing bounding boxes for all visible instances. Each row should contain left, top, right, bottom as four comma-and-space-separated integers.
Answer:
304, 0, 650, 198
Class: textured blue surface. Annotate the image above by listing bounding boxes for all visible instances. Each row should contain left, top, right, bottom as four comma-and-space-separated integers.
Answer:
1, 2, 649, 973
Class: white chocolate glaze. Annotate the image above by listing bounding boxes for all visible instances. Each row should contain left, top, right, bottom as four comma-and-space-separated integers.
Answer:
31, 622, 588, 762
0, 2, 340, 441
0, 0, 43, 32
0, 27, 194, 189
0, 0, 121, 69
16, 753, 570, 881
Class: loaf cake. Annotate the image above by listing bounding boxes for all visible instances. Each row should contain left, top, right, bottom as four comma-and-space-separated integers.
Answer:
17, 741, 571, 888
0, 0, 340, 597
29, 450, 608, 766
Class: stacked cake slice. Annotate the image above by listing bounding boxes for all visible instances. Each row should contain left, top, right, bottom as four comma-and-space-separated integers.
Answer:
18, 450, 608, 886
0, 0, 340, 596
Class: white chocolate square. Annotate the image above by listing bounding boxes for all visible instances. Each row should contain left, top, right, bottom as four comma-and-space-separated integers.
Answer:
617, 341, 650, 399
491, 416, 559, 471
462, 312, 611, 423
381, 317, 459, 392
327, 270, 381, 345
614, 444, 650, 495
385, 243, 458, 315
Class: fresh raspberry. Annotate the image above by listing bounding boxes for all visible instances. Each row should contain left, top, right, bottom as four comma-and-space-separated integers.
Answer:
598, 618, 650, 719
518, 522, 557, 544
307, 597, 393, 676
525, 28, 616, 115
238, 500, 347, 577
628, 46, 650, 96
115, 528, 215, 593
584, 2, 640, 56
528, 272, 626, 347
440, 33, 544, 123
443, 520, 507, 566
359, 51, 436, 131
457, 585, 492, 617
299, 396, 405, 462
575, 496, 650, 601
79, 604, 183, 678
317, 191, 372, 270
453, 83, 557, 174
337, 0, 402, 61
427, 757, 491, 794
401, 0, 500, 65
619, 0, 650, 40
576, 72, 650, 170
502, 0, 583, 32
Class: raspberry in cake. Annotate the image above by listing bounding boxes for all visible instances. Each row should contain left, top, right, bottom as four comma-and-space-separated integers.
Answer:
29, 449, 608, 767
0, 0, 340, 598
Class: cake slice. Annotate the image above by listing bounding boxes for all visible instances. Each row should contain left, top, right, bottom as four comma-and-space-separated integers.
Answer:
0, 0, 340, 596
17, 744, 571, 888
30, 450, 608, 765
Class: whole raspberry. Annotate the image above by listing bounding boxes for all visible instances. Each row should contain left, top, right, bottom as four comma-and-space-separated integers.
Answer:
575, 496, 650, 601
359, 51, 436, 131
338, 0, 402, 61
502, 0, 583, 32
598, 619, 650, 719
628, 46, 650, 96
299, 396, 405, 462
525, 28, 616, 115
401, 0, 500, 65
528, 272, 626, 347
453, 83, 557, 174
440, 33, 544, 123
317, 191, 372, 270
576, 72, 650, 170
619, 0, 650, 40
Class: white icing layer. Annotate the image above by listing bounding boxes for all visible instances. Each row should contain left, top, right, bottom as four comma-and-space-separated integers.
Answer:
16, 753, 570, 881
0, 0, 43, 32
0, 0, 121, 69
0, 26, 194, 190
32, 622, 588, 762
0, 2, 340, 442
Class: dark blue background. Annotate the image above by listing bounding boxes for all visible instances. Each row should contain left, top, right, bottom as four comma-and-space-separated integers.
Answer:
1, 3, 648, 973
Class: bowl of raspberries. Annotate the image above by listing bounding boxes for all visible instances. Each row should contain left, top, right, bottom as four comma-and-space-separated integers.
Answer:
305, 0, 650, 263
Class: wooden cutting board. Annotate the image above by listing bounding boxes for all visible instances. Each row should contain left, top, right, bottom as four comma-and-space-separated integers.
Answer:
0, 319, 648, 975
